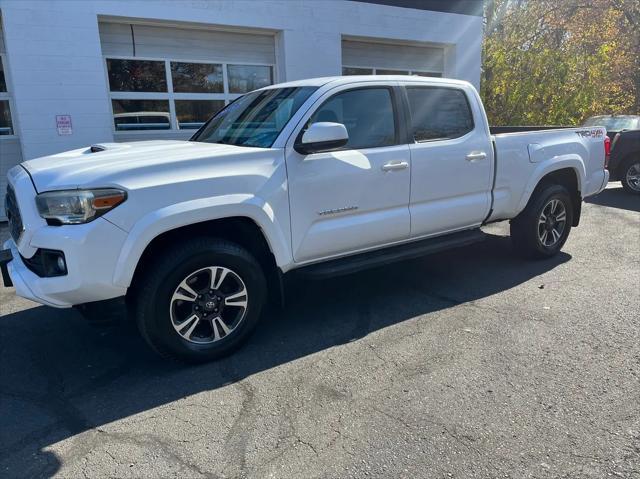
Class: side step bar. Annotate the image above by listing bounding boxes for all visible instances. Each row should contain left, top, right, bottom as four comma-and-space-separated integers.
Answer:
294, 228, 486, 280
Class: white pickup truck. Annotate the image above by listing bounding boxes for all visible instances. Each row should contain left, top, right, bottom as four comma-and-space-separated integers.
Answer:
1, 76, 608, 362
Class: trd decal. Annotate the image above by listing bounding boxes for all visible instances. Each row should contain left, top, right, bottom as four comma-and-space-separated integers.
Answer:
575, 129, 604, 139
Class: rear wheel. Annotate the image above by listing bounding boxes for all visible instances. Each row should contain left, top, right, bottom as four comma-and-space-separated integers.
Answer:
134, 238, 266, 363
621, 159, 640, 194
510, 183, 573, 259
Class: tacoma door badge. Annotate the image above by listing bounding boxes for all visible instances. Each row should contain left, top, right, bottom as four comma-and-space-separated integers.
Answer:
317, 206, 359, 216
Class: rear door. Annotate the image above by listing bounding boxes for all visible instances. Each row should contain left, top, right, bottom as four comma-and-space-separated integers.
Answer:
404, 84, 493, 237
285, 83, 411, 263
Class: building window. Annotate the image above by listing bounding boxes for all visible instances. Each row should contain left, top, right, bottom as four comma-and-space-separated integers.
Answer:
171, 62, 223, 94
112, 99, 170, 131
175, 100, 225, 130
106, 57, 275, 133
342, 66, 442, 78
227, 64, 273, 93
107, 59, 168, 92
0, 56, 14, 136
376, 69, 409, 75
342, 67, 373, 76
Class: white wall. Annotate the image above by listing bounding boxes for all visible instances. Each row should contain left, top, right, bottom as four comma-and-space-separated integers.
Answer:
0, 0, 482, 160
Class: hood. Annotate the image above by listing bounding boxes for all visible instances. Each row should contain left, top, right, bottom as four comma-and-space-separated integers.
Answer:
22, 140, 257, 192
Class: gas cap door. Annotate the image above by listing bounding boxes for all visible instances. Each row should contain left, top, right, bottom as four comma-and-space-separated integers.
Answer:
527, 143, 545, 163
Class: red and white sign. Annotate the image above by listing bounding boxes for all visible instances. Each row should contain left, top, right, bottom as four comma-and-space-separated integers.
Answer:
56, 115, 73, 135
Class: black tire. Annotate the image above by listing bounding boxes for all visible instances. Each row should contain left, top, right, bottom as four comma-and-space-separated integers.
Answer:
510, 183, 574, 259
620, 158, 640, 195
133, 237, 266, 363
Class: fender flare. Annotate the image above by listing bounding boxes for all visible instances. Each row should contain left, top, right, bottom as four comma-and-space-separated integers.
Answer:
515, 156, 586, 214
111, 194, 292, 288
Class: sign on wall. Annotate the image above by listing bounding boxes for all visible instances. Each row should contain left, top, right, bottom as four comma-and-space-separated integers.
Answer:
56, 115, 72, 135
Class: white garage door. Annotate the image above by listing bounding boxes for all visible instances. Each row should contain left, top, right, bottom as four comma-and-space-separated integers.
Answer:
0, 21, 22, 221
342, 39, 444, 77
99, 21, 277, 141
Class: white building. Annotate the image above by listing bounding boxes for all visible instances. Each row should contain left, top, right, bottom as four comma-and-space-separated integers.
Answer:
0, 0, 482, 218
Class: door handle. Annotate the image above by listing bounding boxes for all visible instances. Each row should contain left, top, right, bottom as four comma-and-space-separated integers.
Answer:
466, 152, 487, 162
382, 161, 409, 172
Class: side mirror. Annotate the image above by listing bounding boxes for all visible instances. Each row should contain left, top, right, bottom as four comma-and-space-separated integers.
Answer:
294, 122, 349, 154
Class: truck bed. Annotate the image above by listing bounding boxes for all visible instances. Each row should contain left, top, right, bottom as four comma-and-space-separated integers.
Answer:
488, 126, 608, 223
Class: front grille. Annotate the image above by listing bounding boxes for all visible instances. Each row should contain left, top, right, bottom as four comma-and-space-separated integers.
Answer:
5, 185, 24, 242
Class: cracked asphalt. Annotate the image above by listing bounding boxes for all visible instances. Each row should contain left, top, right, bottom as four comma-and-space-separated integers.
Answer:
1, 184, 639, 478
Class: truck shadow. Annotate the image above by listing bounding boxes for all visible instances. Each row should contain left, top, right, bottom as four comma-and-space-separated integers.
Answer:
0, 232, 570, 477
585, 185, 640, 212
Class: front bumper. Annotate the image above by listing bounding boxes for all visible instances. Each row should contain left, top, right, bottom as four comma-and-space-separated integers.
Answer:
2, 240, 69, 307
2, 217, 129, 307
2, 165, 130, 307
0, 248, 12, 287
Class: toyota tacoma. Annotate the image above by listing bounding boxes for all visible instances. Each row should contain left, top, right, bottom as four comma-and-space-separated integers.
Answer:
1, 76, 609, 362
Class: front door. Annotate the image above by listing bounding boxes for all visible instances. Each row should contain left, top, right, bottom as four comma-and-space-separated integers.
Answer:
285, 84, 411, 263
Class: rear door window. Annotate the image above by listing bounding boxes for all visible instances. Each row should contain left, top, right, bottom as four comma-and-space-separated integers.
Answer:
406, 87, 474, 142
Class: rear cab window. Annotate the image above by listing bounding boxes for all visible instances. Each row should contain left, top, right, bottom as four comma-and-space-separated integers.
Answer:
405, 86, 474, 142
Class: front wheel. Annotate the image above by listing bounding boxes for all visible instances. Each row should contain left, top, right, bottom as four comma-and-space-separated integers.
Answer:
134, 238, 266, 363
510, 184, 574, 259
621, 159, 640, 195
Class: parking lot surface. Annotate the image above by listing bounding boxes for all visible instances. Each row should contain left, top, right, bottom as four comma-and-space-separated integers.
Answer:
1, 184, 639, 478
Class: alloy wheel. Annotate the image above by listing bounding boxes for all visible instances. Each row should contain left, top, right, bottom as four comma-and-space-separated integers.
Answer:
170, 266, 248, 344
537, 198, 567, 247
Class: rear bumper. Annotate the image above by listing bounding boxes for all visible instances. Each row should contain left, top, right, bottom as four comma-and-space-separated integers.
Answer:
584, 169, 609, 198
600, 169, 610, 192
606, 166, 621, 182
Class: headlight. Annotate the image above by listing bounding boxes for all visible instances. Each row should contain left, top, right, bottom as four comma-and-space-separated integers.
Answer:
35, 188, 127, 225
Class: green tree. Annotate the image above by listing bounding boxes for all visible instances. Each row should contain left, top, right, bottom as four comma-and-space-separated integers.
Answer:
482, 0, 639, 126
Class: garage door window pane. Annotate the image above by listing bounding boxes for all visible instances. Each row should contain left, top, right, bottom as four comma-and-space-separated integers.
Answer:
107, 59, 167, 92
406, 87, 474, 142
0, 101, 13, 135
171, 62, 223, 93
0, 58, 7, 92
112, 99, 170, 131
376, 69, 409, 75
310, 88, 396, 150
411, 72, 442, 78
228, 65, 272, 93
175, 100, 225, 129
342, 67, 373, 76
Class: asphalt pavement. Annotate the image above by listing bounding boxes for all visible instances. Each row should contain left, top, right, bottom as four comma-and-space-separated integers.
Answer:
1, 184, 639, 478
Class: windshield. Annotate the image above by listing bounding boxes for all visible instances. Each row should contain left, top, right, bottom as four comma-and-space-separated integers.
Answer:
583, 116, 639, 131
191, 87, 317, 148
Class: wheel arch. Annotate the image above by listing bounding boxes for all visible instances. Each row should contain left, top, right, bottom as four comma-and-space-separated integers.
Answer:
112, 197, 291, 291
517, 165, 583, 227
126, 216, 283, 306
617, 150, 640, 177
